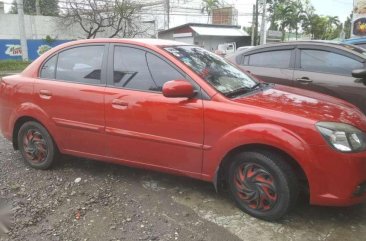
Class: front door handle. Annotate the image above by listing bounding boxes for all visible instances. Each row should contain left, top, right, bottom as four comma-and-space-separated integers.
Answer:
112, 99, 128, 109
296, 77, 313, 83
39, 89, 52, 99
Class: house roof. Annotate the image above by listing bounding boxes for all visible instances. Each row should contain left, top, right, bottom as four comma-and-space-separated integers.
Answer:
190, 26, 248, 37
158, 23, 249, 37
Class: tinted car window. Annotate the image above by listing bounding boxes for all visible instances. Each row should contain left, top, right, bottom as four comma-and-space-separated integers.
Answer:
56, 46, 104, 84
300, 50, 363, 76
40, 55, 57, 79
146, 53, 185, 90
248, 50, 291, 68
113, 47, 158, 91
355, 43, 366, 49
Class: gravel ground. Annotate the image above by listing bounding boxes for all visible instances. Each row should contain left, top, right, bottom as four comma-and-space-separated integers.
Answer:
0, 134, 365, 241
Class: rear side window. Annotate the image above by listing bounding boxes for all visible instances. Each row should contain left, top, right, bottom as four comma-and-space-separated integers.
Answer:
146, 53, 185, 90
40, 55, 57, 79
56, 46, 104, 84
248, 50, 291, 68
300, 50, 363, 76
113, 46, 158, 91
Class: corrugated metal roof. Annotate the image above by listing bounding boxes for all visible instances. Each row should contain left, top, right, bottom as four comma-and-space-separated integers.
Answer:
190, 26, 248, 37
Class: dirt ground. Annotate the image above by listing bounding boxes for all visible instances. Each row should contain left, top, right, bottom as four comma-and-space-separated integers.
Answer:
0, 135, 365, 241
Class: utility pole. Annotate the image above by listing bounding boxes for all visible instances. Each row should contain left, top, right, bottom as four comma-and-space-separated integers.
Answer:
251, 4, 256, 46
165, 0, 170, 29
16, 0, 28, 61
35, 0, 41, 15
260, 0, 267, 45
254, 0, 259, 46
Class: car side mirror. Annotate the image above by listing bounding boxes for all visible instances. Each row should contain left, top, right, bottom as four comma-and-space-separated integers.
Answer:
162, 80, 196, 98
352, 69, 366, 79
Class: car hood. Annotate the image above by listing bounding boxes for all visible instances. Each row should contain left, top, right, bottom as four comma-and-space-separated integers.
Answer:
232, 84, 366, 131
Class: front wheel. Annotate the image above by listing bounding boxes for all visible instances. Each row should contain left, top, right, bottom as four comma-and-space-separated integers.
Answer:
227, 151, 299, 221
17, 121, 56, 170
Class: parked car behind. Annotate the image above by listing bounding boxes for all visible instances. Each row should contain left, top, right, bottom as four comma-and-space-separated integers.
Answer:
343, 37, 366, 49
1, 39, 366, 221
227, 41, 366, 115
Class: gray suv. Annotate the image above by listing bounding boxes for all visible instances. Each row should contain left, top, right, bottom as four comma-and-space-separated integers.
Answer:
227, 41, 366, 115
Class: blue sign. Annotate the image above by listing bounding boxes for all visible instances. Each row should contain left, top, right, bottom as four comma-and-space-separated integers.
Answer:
0, 39, 72, 60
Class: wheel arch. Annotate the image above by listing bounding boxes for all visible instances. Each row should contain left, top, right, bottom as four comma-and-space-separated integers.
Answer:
12, 116, 58, 152
214, 143, 309, 197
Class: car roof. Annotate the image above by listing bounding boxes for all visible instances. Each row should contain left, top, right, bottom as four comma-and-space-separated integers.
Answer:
61, 38, 190, 47
343, 37, 366, 44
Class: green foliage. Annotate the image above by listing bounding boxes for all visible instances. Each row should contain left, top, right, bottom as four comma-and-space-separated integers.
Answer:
269, 0, 343, 40
43, 35, 56, 44
0, 60, 31, 72
9, 0, 59, 16
344, 13, 353, 39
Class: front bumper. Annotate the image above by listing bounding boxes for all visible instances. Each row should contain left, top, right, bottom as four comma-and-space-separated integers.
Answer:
307, 145, 366, 206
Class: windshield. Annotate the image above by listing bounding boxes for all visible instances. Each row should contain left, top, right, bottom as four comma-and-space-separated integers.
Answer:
163, 45, 259, 96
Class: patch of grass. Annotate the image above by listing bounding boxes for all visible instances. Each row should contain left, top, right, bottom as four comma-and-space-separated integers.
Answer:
0, 60, 31, 72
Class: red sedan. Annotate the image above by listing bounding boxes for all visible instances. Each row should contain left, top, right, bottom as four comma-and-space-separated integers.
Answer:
0, 39, 365, 221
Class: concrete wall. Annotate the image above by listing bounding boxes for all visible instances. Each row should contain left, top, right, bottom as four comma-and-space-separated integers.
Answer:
0, 13, 83, 40
0, 12, 155, 40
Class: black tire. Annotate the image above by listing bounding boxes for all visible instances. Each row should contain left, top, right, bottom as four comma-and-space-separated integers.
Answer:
227, 151, 299, 221
17, 121, 56, 170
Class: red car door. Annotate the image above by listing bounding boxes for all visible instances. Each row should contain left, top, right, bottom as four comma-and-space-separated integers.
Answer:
34, 44, 108, 156
104, 45, 204, 174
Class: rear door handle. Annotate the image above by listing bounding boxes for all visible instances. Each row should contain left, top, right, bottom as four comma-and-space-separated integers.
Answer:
296, 77, 313, 83
112, 99, 128, 109
39, 89, 52, 99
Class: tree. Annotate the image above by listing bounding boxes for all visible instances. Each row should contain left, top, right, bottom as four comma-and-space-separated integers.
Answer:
61, 0, 147, 39
201, 0, 221, 23
9, 0, 59, 16
344, 13, 353, 39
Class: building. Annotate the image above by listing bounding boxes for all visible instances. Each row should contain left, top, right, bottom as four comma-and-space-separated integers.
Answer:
158, 23, 250, 51
212, 7, 238, 25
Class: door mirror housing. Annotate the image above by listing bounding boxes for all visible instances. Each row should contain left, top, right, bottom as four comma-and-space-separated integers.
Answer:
162, 80, 196, 98
352, 69, 366, 79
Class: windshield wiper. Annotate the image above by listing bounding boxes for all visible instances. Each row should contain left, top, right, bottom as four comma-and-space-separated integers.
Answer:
224, 82, 267, 98
224, 87, 251, 98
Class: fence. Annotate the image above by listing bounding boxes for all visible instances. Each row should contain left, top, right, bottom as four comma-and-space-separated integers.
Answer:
0, 39, 72, 60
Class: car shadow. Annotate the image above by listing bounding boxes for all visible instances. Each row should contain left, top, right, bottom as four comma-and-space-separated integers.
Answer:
52, 154, 366, 224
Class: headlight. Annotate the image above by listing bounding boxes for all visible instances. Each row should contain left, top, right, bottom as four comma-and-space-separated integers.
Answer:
316, 122, 366, 152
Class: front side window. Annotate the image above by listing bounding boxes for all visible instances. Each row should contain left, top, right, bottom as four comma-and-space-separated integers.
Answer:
40, 55, 57, 79
248, 50, 292, 68
146, 53, 185, 90
56, 45, 104, 84
164, 45, 258, 97
113, 47, 158, 91
300, 49, 363, 76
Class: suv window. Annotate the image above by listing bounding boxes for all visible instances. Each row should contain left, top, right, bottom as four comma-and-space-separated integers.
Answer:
146, 53, 185, 90
56, 45, 104, 84
113, 46, 158, 91
248, 50, 291, 68
40, 55, 57, 79
300, 49, 363, 76
355, 43, 366, 49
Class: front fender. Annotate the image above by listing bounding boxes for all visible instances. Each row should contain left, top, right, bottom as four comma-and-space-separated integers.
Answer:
202, 123, 313, 182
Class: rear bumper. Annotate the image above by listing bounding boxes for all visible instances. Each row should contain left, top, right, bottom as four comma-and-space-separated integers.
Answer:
307, 145, 366, 206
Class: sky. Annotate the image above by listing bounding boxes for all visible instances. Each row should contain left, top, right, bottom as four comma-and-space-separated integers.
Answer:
233, 0, 354, 26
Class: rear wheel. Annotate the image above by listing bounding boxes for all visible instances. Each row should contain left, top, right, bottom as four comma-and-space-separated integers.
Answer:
227, 151, 299, 221
17, 121, 56, 169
